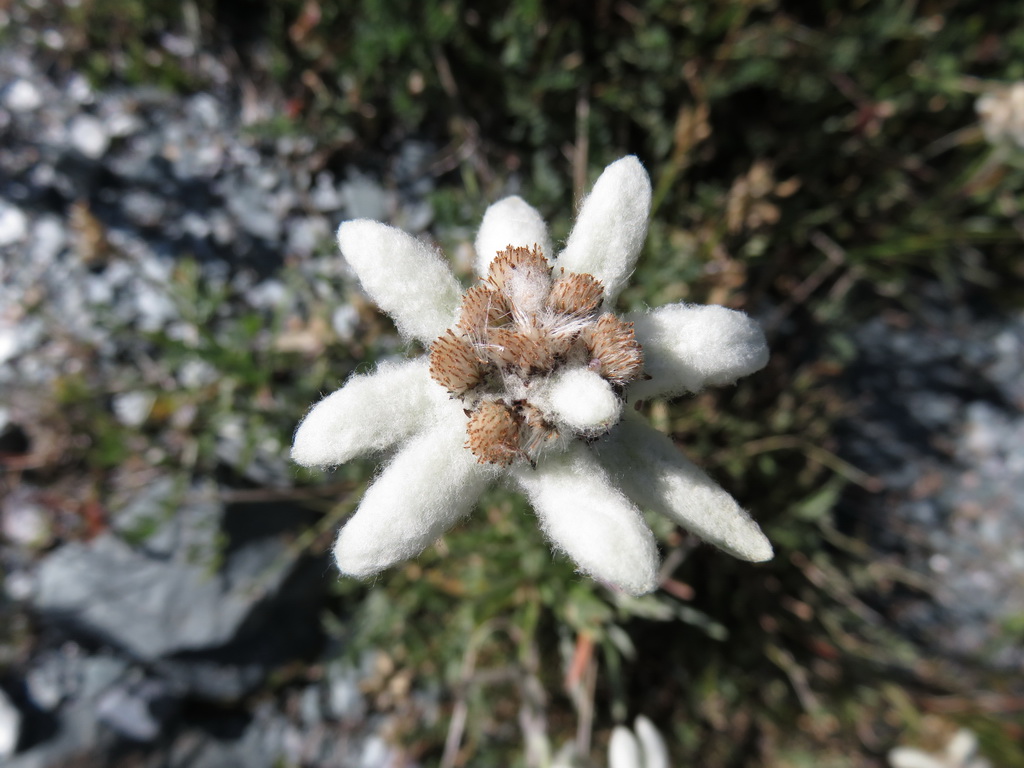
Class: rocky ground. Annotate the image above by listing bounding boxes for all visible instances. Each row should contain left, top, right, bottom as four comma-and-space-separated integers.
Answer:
0, 30, 432, 768
841, 291, 1024, 668
1, 12, 1022, 768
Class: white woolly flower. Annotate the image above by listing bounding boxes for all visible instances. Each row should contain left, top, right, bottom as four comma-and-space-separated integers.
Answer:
889, 729, 992, 768
976, 82, 1024, 151
292, 156, 773, 596
609, 716, 670, 768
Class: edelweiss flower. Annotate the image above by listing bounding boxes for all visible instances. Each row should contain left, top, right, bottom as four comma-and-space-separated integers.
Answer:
292, 156, 772, 595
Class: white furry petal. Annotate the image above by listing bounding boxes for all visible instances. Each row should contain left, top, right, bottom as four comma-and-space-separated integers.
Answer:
333, 417, 498, 578
557, 156, 652, 302
945, 730, 981, 766
291, 358, 438, 468
609, 717, 669, 768
596, 415, 772, 562
474, 196, 553, 277
609, 725, 642, 768
512, 443, 659, 596
887, 749, 948, 768
634, 716, 670, 768
337, 219, 462, 343
627, 303, 769, 401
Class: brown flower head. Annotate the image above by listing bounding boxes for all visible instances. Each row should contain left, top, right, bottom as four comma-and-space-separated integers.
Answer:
429, 245, 644, 466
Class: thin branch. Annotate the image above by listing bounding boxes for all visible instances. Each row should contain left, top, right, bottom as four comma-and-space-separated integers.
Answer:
762, 230, 849, 332
565, 633, 597, 759
441, 619, 512, 768
518, 636, 550, 768
573, 82, 590, 209
575, 648, 598, 758
250, 484, 364, 595
736, 435, 883, 492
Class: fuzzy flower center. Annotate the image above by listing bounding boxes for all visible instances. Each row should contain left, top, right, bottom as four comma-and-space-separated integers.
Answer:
429, 245, 645, 466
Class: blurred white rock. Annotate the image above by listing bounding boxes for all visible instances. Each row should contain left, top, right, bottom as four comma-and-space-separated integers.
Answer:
112, 391, 156, 428
69, 113, 111, 159
4, 78, 42, 112
0, 201, 28, 247
0, 686, 20, 759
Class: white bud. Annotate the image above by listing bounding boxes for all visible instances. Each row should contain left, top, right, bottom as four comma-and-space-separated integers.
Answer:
541, 368, 621, 434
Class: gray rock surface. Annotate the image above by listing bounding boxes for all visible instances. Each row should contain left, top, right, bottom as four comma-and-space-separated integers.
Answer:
96, 677, 177, 742
32, 527, 292, 660
341, 172, 393, 221
25, 647, 128, 713
842, 295, 1024, 666
3, 699, 106, 768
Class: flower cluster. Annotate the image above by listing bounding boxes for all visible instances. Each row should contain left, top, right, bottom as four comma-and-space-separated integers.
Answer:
429, 242, 644, 467
292, 157, 772, 595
